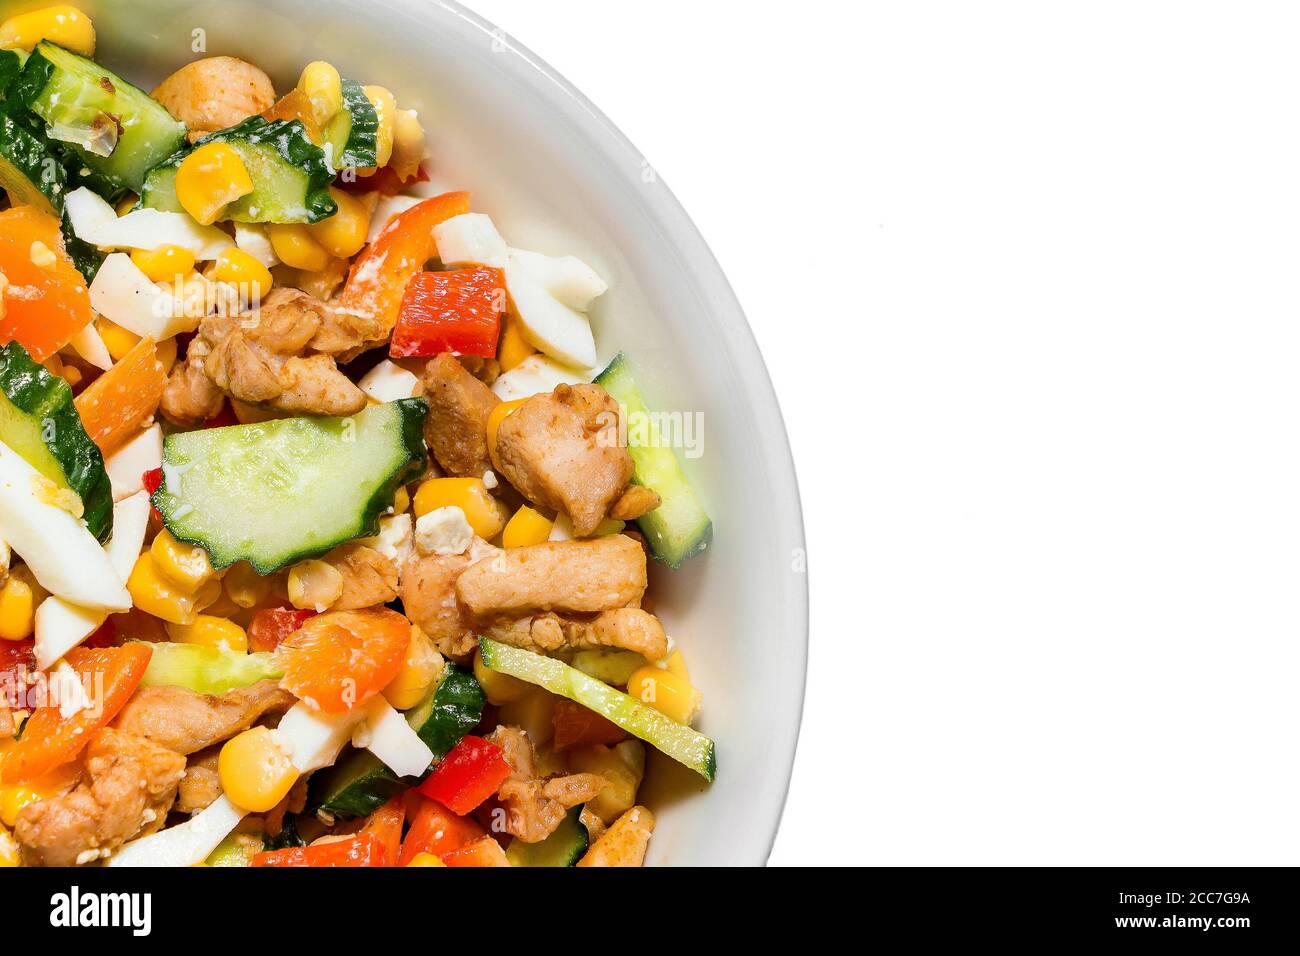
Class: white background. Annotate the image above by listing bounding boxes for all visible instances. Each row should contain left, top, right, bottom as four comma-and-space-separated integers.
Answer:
473, 0, 1300, 864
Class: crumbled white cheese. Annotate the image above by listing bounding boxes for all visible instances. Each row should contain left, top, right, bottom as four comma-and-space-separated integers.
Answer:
414, 506, 473, 556
482, 470, 498, 490
361, 513, 413, 566
53, 660, 93, 720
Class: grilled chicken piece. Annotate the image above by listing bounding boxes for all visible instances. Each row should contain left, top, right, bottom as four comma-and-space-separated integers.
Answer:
421, 353, 500, 478
609, 485, 661, 521
481, 607, 667, 660
152, 56, 276, 142
576, 805, 655, 867
325, 542, 399, 611
489, 725, 604, 843
175, 747, 222, 815
112, 680, 294, 756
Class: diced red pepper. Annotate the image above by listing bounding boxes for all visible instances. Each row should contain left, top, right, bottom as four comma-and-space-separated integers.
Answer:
248, 607, 317, 654
389, 268, 504, 359
82, 616, 117, 650
552, 697, 629, 750
415, 734, 512, 815
251, 831, 387, 867
336, 164, 430, 197
0, 639, 35, 689
399, 795, 485, 865
361, 795, 406, 867
142, 468, 162, 495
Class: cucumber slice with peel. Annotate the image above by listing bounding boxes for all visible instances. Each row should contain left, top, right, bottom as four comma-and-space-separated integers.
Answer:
506, 806, 589, 866
0, 111, 67, 215
478, 638, 716, 781
324, 78, 379, 171
138, 642, 282, 696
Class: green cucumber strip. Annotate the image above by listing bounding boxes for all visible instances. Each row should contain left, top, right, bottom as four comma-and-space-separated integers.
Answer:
312, 664, 486, 817
204, 831, 263, 866
141, 116, 336, 224
0, 341, 112, 541
153, 399, 427, 573
594, 353, 713, 569
505, 805, 589, 866
324, 78, 379, 171
14, 42, 187, 193
60, 207, 104, 283
0, 111, 67, 215
479, 638, 716, 781
138, 642, 283, 696
570, 649, 645, 687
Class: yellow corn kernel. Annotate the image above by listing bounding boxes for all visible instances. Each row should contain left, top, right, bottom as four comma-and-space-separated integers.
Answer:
497, 316, 535, 372
174, 142, 255, 226
210, 246, 273, 302
497, 687, 556, 746
223, 561, 275, 609
166, 615, 248, 653
8, 564, 47, 607
218, 727, 297, 813
130, 244, 195, 283
413, 477, 508, 540
0, 575, 34, 642
287, 559, 343, 611
156, 334, 179, 374
308, 188, 371, 259
663, 649, 690, 681
568, 740, 645, 825
626, 666, 701, 725
391, 486, 411, 515
126, 552, 220, 626
382, 625, 445, 710
363, 85, 396, 168
297, 61, 342, 128
115, 194, 138, 217
267, 223, 332, 272
473, 648, 531, 705
0, 5, 95, 56
59, 365, 82, 387
502, 505, 553, 549
151, 528, 216, 590
389, 108, 426, 181
485, 398, 529, 456
0, 757, 79, 828
0, 787, 36, 828
406, 852, 446, 867
0, 824, 18, 867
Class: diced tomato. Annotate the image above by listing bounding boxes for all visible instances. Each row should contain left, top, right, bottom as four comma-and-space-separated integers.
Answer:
0, 643, 152, 784
338, 191, 471, 334
390, 268, 504, 359
335, 164, 430, 196
248, 607, 317, 654
277, 608, 410, 712
361, 795, 406, 866
552, 698, 630, 750
415, 735, 512, 815
82, 616, 117, 649
142, 467, 163, 494
251, 831, 387, 867
399, 795, 485, 865
0, 205, 94, 361
74, 336, 168, 455
441, 836, 511, 867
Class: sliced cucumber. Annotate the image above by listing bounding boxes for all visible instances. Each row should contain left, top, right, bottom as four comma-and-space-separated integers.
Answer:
141, 116, 336, 224
138, 642, 283, 696
0, 111, 67, 215
0, 341, 111, 541
0, 48, 28, 100
153, 399, 427, 572
312, 664, 486, 817
594, 353, 712, 569
324, 79, 379, 171
59, 207, 104, 283
479, 638, 716, 781
13, 42, 187, 193
204, 831, 263, 867
505, 806, 589, 866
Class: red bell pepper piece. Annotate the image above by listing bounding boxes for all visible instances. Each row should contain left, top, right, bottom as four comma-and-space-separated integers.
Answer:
339, 191, 471, 335
551, 698, 629, 750
0, 206, 94, 361
389, 268, 505, 359
251, 831, 387, 867
142, 467, 162, 495
399, 795, 485, 865
415, 734, 512, 815
247, 607, 317, 654
361, 795, 406, 867
0, 638, 35, 690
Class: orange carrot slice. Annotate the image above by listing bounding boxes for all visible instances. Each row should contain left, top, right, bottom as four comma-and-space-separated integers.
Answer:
74, 336, 167, 454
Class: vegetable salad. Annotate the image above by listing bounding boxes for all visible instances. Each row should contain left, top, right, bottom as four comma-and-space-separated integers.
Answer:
0, 6, 712, 869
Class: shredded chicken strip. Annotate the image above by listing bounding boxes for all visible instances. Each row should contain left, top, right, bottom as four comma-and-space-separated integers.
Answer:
489, 725, 604, 844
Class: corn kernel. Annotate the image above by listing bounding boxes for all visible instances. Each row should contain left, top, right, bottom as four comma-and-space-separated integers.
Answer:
0, 758, 79, 827
485, 398, 528, 457
497, 316, 535, 372
0, 824, 19, 867
308, 188, 371, 259
297, 61, 343, 128
231, 400, 280, 425
210, 246, 273, 303
151, 529, 216, 590
97, 317, 138, 361
166, 615, 248, 653
382, 625, 444, 710
130, 244, 195, 283
287, 559, 343, 611
497, 687, 556, 745
473, 647, 531, 705
267, 223, 332, 272
0, 5, 95, 56
391, 486, 411, 515
0, 575, 34, 642
218, 727, 297, 813
413, 477, 508, 540
389, 108, 426, 181
663, 649, 690, 681
502, 505, 553, 549
223, 561, 276, 609
8, 564, 47, 607
127, 552, 220, 626
568, 741, 645, 824
363, 85, 397, 168
174, 142, 254, 226
406, 852, 446, 867
626, 666, 701, 725
115, 194, 137, 217
156, 334, 179, 374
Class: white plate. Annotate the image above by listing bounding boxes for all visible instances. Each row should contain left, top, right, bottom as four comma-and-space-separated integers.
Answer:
87, 0, 808, 866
